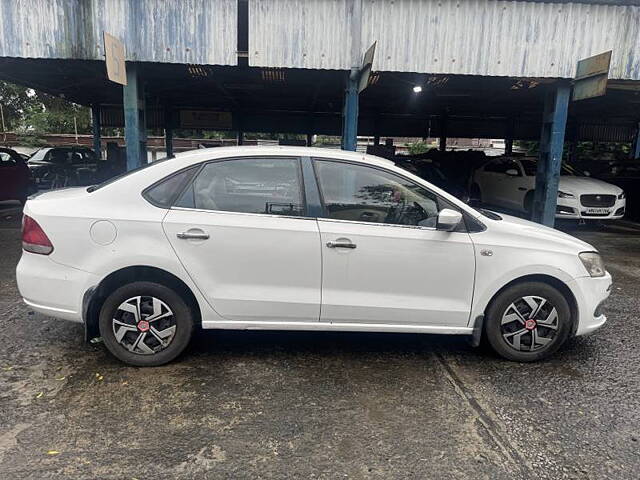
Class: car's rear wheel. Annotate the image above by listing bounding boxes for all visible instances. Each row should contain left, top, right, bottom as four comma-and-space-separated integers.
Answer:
485, 281, 572, 362
98, 281, 194, 367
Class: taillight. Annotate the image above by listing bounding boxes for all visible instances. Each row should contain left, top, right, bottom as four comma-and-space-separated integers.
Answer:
22, 215, 54, 255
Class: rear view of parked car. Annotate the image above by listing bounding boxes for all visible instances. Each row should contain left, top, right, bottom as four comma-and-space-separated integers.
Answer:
0, 147, 32, 204
16, 147, 612, 367
28, 146, 98, 189
471, 156, 626, 220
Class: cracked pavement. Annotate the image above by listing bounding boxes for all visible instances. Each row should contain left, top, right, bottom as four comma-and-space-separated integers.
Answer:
1, 204, 639, 479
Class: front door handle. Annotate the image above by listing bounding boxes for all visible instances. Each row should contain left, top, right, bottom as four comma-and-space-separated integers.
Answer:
177, 231, 210, 240
326, 241, 356, 249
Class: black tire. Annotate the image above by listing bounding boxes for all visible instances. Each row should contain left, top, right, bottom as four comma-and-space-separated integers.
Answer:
99, 281, 194, 367
484, 281, 572, 362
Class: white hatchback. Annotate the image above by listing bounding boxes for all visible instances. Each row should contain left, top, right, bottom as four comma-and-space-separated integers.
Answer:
17, 147, 612, 366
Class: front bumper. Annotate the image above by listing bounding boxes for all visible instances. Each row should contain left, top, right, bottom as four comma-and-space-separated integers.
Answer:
16, 252, 98, 323
569, 272, 612, 336
556, 196, 626, 220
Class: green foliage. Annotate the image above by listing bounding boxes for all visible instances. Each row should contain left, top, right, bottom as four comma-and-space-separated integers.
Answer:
0, 80, 91, 135
407, 141, 430, 155
0, 81, 34, 131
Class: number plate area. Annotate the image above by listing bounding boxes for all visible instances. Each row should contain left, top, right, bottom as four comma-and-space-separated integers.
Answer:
586, 208, 610, 214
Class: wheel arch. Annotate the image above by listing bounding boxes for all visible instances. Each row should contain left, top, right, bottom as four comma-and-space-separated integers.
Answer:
83, 265, 202, 341
482, 273, 579, 336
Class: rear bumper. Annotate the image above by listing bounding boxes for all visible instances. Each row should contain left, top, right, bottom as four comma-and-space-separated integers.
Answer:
569, 272, 612, 336
16, 252, 98, 323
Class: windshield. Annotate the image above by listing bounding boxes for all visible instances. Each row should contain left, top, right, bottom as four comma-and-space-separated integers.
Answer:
87, 157, 171, 192
520, 159, 582, 177
28, 148, 52, 162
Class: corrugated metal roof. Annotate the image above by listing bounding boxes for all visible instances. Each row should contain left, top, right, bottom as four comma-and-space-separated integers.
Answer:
0, 0, 237, 65
249, 0, 356, 70
249, 0, 640, 80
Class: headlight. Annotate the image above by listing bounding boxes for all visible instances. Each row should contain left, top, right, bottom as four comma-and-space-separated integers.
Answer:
579, 252, 606, 277
618, 192, 625, 199
558, 190, 575, 199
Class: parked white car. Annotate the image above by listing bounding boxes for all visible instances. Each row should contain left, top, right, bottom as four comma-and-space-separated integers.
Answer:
471, 156, 626, 220
17, 147, 611, 366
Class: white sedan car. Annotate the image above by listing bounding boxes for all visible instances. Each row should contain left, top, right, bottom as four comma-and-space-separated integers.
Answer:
471, 157, 626, 220
17, 147, 611, 366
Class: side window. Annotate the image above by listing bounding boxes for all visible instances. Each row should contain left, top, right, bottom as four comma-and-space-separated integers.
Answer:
144, 166, 199, 208
314, 160, 446, 227
485, 159, 520, 175
484, 160, 507, 173
177, 157, 304, 216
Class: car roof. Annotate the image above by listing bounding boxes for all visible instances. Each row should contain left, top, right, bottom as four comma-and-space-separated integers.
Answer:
172, 145, 396, 169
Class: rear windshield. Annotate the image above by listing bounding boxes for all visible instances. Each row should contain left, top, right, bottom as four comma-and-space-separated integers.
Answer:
29, 148, 52, 162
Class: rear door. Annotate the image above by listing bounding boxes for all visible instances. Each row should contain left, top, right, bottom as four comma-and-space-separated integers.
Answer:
313, 159, 476, 327
162, 156, 322, 323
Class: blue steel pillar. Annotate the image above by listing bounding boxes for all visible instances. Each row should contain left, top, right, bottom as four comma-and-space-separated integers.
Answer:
505, 117, 514, 155
341, 70, 359, 151
123, 63, 147, 170
91, 104, 101, 159
632, 122, 640, 159
164, 107, 174, 158
439, 113, 447, 152
532, 84, 571, 227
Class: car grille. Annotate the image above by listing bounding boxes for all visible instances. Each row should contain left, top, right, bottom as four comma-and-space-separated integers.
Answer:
580, 194, 616, 207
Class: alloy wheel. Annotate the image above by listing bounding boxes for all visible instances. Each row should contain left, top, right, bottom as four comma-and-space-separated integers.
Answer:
500, 296, 558, 352
112, 296, 177, 355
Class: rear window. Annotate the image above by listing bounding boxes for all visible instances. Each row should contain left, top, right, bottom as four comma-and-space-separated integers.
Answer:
143, 166, 199, 208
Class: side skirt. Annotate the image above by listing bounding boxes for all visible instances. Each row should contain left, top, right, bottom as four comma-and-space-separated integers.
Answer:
201, 320, 473, 335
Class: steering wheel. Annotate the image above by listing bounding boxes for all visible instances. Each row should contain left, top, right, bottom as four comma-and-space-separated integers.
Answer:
412, 201, 428, 220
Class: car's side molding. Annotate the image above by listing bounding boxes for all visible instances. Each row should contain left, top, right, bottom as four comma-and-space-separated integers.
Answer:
200, 319, 474, 335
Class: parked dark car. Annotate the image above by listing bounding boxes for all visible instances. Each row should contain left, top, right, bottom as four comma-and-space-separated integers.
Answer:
0, 148, 32, 204
28, 146, 98, 189
395, 156, 470, 202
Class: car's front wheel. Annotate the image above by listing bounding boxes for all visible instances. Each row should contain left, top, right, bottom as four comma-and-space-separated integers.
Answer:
99, 281, 194, 366
485, 281, 572, 362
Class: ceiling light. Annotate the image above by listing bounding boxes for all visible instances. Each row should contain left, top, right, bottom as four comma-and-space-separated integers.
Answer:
413, 85, 423, 93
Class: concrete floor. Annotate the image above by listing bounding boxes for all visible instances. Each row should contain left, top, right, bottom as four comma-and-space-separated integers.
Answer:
1, 204, 639, 479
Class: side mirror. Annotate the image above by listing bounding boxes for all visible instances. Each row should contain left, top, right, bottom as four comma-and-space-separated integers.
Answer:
436, 208, 463, 232
505, 168, 519, 176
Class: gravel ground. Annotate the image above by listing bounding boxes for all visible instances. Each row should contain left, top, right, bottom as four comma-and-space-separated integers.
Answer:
0, 204, 639, 479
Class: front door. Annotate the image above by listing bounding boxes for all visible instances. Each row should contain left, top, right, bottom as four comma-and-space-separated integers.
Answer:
162, 156, 322, 323
313, 159, 476, 327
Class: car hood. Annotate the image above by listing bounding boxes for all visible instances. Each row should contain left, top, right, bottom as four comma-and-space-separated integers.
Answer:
488, 212, 596, 253
559, 176, 622, 195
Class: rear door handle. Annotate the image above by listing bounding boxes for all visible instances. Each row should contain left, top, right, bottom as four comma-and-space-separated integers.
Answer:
177, 231, 210, 240
326, 241, 356, 249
